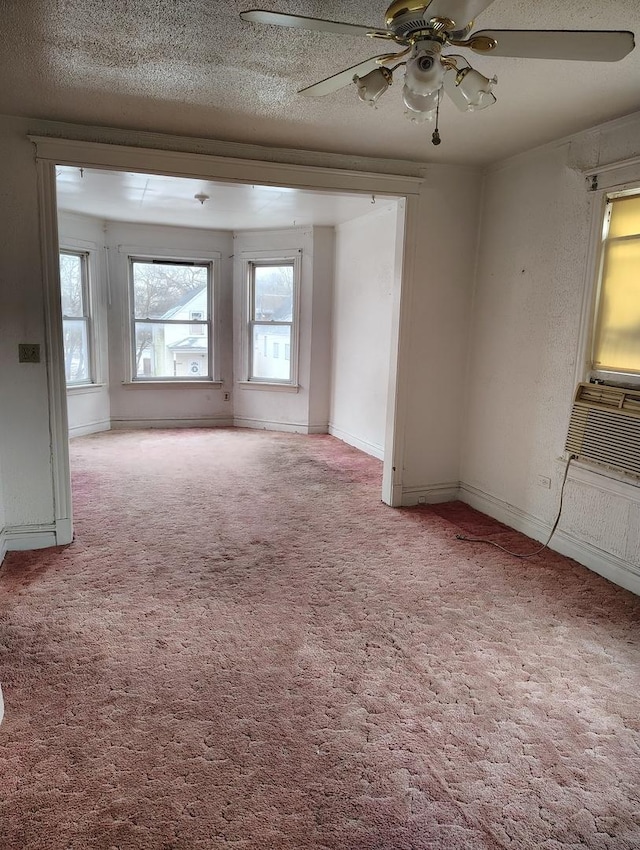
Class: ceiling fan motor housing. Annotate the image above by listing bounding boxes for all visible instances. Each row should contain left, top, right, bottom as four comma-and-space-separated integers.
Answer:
385, 1, 473, 41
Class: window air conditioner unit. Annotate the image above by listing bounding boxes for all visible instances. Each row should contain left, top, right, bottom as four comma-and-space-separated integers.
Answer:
565, 382, 640, 478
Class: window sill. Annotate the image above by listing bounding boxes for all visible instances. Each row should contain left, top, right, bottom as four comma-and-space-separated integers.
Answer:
66, 383, 107, 395
559, 454, 640, 497
589, 371, 640, 390
121, 380, 223, 390
238, 381, 300, 394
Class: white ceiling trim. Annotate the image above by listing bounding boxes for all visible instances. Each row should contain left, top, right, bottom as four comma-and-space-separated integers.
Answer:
29, 136, 424, 197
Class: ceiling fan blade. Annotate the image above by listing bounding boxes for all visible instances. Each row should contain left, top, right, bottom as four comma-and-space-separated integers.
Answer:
239, 9, 386, 38
469, 29, 635, 61
424, 0, 496, 30
299, 56, 392, 97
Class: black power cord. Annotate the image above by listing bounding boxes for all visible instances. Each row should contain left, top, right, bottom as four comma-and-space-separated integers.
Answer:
456, 456, 575, 559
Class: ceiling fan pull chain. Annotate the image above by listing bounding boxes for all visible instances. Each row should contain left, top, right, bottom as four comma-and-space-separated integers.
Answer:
432, 92, 442, 145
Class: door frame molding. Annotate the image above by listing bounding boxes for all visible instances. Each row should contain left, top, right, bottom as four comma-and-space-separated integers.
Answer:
31, 134, 423, 523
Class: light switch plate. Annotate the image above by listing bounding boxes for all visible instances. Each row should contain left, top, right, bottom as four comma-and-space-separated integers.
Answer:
19, 343, 41, 363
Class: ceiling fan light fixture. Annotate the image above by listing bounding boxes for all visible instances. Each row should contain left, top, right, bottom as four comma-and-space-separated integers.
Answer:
239, 5, 636, 147
353, 67, 392, 105
455, 66, 497, 110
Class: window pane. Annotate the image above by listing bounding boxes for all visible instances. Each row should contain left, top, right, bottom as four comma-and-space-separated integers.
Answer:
593, 237, 640, 373
63, 318, 90, 383
252, 325, 291, 381
608, 195, 640, 238
133, 262, 208, 319
134, 322, 209, 378
253, 265, 293, 321
59, 253, 84, 317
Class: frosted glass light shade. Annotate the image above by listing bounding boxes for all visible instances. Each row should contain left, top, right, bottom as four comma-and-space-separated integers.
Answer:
456, 68, 497, 110
402, 85, 440, 121
404, 52, 444, 96
354, 68, 391, 105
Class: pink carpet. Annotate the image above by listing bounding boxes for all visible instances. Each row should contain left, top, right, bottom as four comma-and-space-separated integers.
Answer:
0, 428, 638, 850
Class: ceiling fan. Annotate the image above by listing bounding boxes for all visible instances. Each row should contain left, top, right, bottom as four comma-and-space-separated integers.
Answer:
240, 1, 635, 145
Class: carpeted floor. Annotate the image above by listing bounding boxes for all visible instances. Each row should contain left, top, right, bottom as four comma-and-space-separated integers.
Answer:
0, 428, 639, 850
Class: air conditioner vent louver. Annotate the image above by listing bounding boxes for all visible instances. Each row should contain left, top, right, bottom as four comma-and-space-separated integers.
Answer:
565, 383, 640, 478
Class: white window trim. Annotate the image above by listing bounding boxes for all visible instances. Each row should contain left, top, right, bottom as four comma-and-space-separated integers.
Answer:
589, 188, 640, 388
574, 171, 640, 393
120, 380, 224, 390
237, 380, 299, 393
59, 238, 102, 388
241, 250, 301, 387
66, 383, 107, 395
567, 163, 640, 491
118, 244, 221, 384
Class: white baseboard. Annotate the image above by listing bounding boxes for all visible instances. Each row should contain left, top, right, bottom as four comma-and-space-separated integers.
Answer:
402, 482, 461, 506
110, 417, 234, 430
69, 419, 111, 438
460, 482, 640, 597
328, 424, 384, 460
0, 519, 72, 562
0, 528, 7, 565
233, 417, 314, 434
308, 423, 329, 435
3, 523, 58, 552
55, 517, 73, 546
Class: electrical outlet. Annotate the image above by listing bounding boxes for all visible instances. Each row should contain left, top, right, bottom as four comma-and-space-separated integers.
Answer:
417, 496, 426, 504
19, 343, 41, 363
537, 475, 551, 489
223, 391, 231, 401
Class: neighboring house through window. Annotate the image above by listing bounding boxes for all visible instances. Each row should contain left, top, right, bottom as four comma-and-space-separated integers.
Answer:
130, 258, 213, 380
59, 250, 92, 384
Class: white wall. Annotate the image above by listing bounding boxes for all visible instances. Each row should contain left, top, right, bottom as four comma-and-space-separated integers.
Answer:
0, 117, 54, 534
461, 113, 640, 595
0, 450, 6, 555
56, 214, 335, 435
308, 227, 334, 433
232, 226, 334, 434
3, 110, 640, 594
0, 114, 481, 557
106, 221, 234, 428
330, 202, 400, 459
399, 167, 483, 503
58, 211, 111, 436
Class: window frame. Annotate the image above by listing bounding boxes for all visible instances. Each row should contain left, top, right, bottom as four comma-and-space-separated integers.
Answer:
588, 186, 640, 389
243, 252, 301, 387
59, 247, 94, 386
126, 252, 219, 384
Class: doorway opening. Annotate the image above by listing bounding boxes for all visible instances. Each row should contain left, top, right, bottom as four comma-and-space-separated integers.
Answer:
33, 136, 420, 543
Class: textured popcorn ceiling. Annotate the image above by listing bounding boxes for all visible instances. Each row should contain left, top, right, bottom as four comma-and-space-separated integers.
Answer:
1, 0, 639, 165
